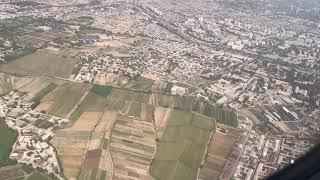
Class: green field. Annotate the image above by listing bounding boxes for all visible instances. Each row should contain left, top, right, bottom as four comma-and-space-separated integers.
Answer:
201, 105, 238, 127
91, 84, 112, 97
0, 165, 25, 180
26, 172, 52, 180
150, 94, 238, 127
0, 165, 54, 180
0, 118, 18, 166
100, 170, 107, 180
150, 110, 215, 180
125, 77, 154, 91
70, 88, 149, 121
70, 92, 107, 121
105, 89, 149, 111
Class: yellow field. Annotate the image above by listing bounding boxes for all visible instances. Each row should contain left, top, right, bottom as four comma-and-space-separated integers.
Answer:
110, 115, 156, 180
52, 112, 102, 180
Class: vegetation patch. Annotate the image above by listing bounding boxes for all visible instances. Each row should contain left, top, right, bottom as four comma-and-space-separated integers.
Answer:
26, 172, 52, 180
150, 110, 215, 180
70, 92, 106, 121
31, 83, 58, 109
150, 94, 238, 127
91, 84, 112, 97
0, 118, 18, 166
125, 77, 154, 91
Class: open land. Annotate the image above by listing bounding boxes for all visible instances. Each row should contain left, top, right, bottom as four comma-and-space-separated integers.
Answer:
0, 51, 79, 78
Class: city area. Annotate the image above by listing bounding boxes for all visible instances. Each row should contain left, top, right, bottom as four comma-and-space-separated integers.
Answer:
0, 0, 319, 179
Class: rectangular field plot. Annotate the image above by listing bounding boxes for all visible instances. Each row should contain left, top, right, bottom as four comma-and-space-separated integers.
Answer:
70, 91, 107, 121
36, 82, 89, 117
106, 89, 149, 112
150, 110, 215, 180
199, 125, 242, 180
52, 112, 102, 179
79, 149, 103, 180
121, 101, 154, 122
125, 77, 154, 91
149, 93, 238, 127
110, 115, 156, 180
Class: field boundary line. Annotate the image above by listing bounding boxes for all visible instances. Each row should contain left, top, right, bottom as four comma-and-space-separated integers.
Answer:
65, 89, 90, 119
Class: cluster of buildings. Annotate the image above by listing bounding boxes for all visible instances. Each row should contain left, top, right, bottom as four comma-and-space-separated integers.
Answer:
233, 129, 312, 180
0, 91, 69, 177
73, 50, 150, 83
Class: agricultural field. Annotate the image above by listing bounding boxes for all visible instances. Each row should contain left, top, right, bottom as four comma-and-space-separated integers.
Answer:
151, 80, 168, 93
0, 165, 26, 180
36, 82, 89, 117
79, 110, 117, 180
94, 73, 129, 87
0, 164, 54, 180
91, 84, 113, 97
150, 110, 215, 180
0, 118, 18, 166
125, 77, 154, 91
52, 112, 102, 179
199, 105, 238, 127
48, 84, 239, 180
110, 115, 156, 180
121, 101, 155, 121
69, 91, 107, 121
11, 76, 63, 101
79, 149, 103, 180
148, 93, 193, 110
60, 84, 117, 180
0, 51, 79, 78
26, 171, 53, 180
149, 93, 238, 127
105, 89, 149, 111
199, 125, 242, 180
31, 83, 58, 107
154, 107, 171, 138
